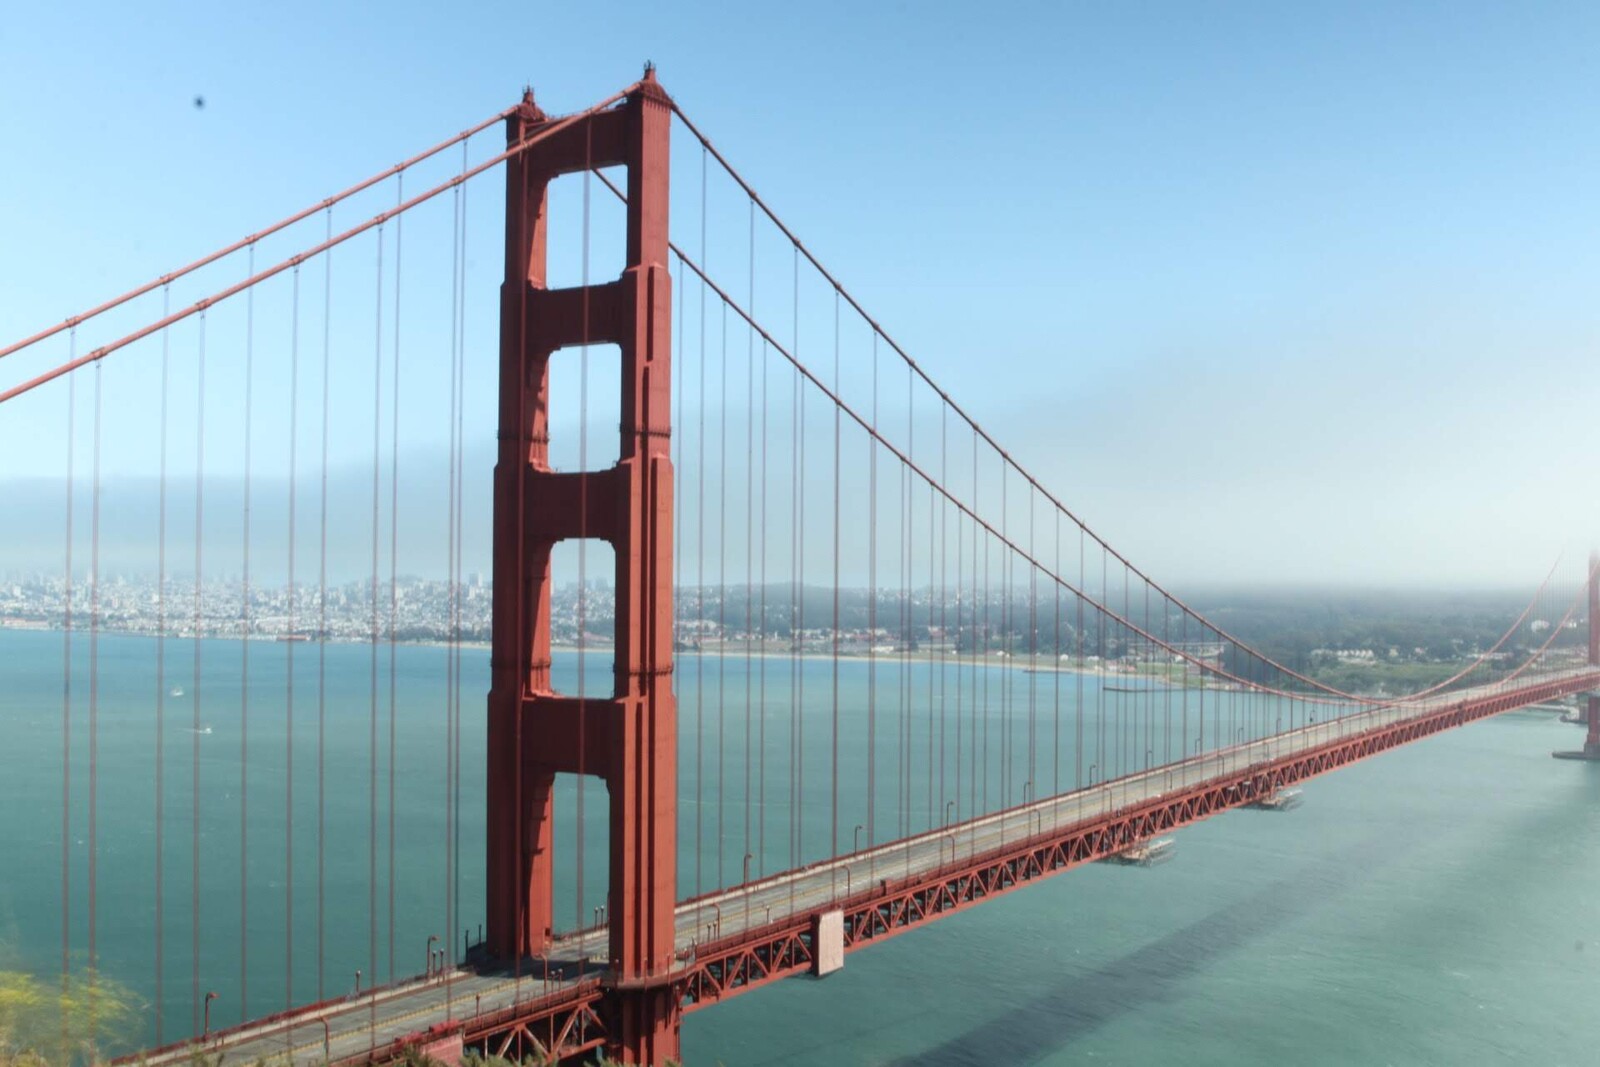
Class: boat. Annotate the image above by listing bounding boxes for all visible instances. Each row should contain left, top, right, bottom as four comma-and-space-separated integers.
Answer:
169, 686, 185, 698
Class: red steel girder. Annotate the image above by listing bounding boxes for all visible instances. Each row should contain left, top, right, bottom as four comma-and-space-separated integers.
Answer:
666, 670, 1600, 1009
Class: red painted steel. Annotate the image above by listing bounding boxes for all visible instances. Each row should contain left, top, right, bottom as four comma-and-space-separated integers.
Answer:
464, 669, 1600, 1059
115, 667, 1600, 1067
1588, 552, 1599, 750
486, 70, 679, 1064
0, 110, 514, 366
0, 91, 633, 408
671, 669, 1600, 1012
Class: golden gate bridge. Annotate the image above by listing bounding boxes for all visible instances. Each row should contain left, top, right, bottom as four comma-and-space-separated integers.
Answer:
2, 71, 1598, 1066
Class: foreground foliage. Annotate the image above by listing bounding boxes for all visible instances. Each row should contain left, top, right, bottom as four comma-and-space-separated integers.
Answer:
0, 969, 140, 1067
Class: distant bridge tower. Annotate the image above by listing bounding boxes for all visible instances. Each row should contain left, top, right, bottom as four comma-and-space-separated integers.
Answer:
1555, 550, 1600, 761
486, 71, 679, 1062
1588, 550, 1600, 754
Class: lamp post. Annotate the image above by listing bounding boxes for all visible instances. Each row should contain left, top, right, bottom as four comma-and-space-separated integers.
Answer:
202, 991, 218, 1038
426, 934, 440, 977
854, 823, 865, 852
944, 799, 955, 826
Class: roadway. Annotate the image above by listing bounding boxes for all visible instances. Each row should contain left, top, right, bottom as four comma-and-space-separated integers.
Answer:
140, 666, 1599, 1066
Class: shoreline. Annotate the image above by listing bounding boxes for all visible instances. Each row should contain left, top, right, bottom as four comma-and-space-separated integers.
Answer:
0, 622, 1132, 676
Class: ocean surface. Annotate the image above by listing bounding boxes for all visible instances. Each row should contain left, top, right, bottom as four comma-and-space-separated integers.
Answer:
1, 629, 1598, 1065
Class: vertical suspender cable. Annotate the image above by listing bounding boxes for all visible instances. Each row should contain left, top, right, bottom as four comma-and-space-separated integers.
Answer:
388, 176, 403, 983
89, 356, 102, 1039
285, 266, 300, 1009
61, 338, 75, 1062
241, 243, 255, 1020
156, 290, 170, 1041
795, 249, 806, 872
970, 428, 978, 821
444, 170, 461, 986
1181, 610, 1188, 758
674, 250, 686, 723
368, 225, 384, 990
192, 311, 207, 1036
1053, 511, 1060, 795
673, 245, 685, 887
927, 415, 936, 831
1028, 489, 1037, 806
940, 383, 953, 825
1001, 477, 1011, 812
1162, 584, 1171, 763
899, 377, 909, 835
743, 202, 754, 887
972, 435, 985, 819
719, 299, 729, 888
868, 335, 877, 850
695, 145, 707, 904
758, 335, 768, 877
1001, 466, 1011, 811
1097, 547, 1106, 786
904, 365, 913, 836
445, 172, 460, 976
452, 141, 469, 963
939, 405, 948, 832
1076, 528, 1084, 791
788, 249, 799, 879
830, 288, 840, 876
1121, 566, 1129, 778
316, 209, 332, 1001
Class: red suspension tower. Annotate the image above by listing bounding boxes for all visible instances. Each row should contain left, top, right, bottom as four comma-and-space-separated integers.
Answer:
1587, 550, 1599, 754
487, 72, 679, 1062
1555, 550, 1600, 761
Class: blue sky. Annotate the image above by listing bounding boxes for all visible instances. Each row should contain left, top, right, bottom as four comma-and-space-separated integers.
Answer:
2, 1, 1598, 587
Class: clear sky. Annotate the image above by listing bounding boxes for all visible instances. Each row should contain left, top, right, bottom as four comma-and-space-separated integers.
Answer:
2, 1, 1597, 588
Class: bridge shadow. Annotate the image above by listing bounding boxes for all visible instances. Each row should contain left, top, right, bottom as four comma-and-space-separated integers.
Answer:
885, 773, 1593, 1067
881, 826, 1425, 1067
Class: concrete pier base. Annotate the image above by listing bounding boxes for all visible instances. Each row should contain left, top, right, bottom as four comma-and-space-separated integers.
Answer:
1552, 741, 1600, 761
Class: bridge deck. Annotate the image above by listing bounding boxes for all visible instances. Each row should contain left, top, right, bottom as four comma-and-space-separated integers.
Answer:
136, 668, 1599, 1067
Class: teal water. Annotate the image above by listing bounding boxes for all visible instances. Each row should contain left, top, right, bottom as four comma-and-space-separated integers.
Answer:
2, 629, 1597, 1063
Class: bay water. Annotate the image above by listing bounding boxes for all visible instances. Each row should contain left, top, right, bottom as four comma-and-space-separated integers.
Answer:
1, 630, 1597, 1064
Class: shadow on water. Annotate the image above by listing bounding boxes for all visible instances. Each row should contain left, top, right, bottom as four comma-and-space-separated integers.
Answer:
885, 765, 1598, 1067
880, 842, 1401, 1067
